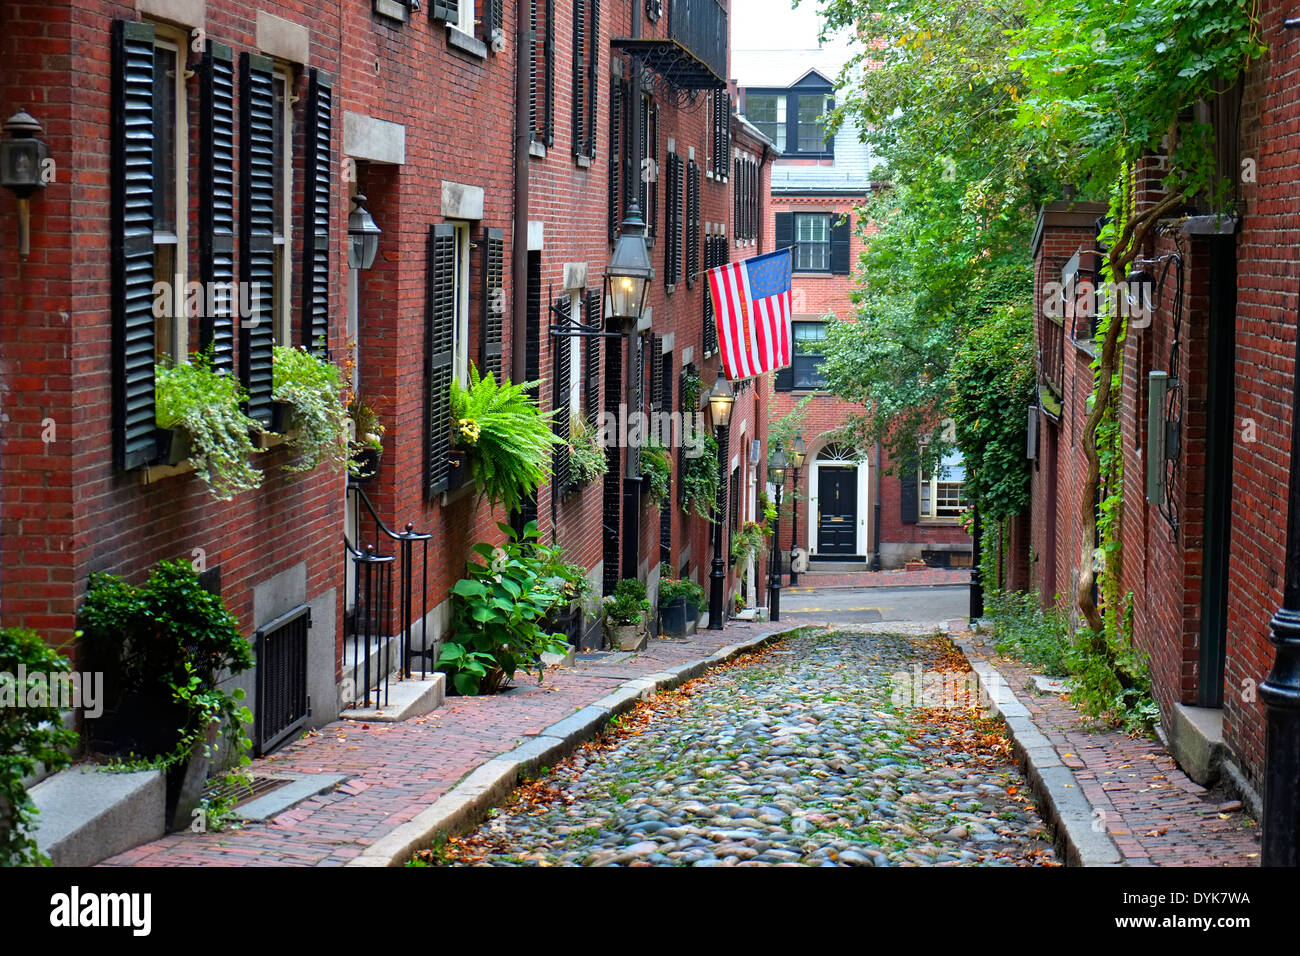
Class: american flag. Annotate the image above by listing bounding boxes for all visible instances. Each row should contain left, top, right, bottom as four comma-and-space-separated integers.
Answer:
706, 247, 793, 381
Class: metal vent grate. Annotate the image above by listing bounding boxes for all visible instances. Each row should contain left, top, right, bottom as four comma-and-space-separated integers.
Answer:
255, 604, 311, 755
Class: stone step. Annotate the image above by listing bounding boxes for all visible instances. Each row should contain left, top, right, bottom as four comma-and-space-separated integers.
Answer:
341, 673, 445, 722
28, 766, 165, 867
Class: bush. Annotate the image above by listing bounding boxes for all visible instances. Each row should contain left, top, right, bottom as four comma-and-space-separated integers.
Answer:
987, 589, 1071, 677
155, 355, 264, 500
658, 576, 705, 608
272, 344, 349, 475
0, 628, 80, 866
604, 579, 650, 626
438, 522, 569, 695
79, 559, 254, 770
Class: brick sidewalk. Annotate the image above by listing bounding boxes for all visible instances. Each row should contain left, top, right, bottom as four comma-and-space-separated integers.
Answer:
101, 620, 786, 867
964, 629, 1260, 867
789, 568, 971, 590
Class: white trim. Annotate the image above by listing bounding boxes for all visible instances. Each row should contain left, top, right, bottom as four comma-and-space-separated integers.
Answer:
807, 451, 870, 558
272, 66, 294, 346
151, 28, 189, 363
452, 223, 471, 386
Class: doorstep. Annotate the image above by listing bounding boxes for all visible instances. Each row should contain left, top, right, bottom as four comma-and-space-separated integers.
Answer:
340, 673, 445, 723
29, 766, 165, 867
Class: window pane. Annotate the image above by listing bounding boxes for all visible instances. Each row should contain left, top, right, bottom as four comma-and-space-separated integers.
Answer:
154, 243, 176, 361
152, 45, 177, 233
794, 215, 829, 270
747, 94, 785, 151
796, 95, 828, 153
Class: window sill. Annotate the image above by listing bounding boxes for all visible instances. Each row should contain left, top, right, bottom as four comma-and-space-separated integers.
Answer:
441, 482, 475, 508
139, 459, 196, 486
575, 154, 591, 169
792, 271, 835, 278
529, 141, 547, 159
373, 0, 411, 23
447, 25, 487, 59
254, 431, 292, 450
918, 517, 963, 527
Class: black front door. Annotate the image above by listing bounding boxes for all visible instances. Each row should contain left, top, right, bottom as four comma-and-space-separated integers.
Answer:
817, 467, 857, 555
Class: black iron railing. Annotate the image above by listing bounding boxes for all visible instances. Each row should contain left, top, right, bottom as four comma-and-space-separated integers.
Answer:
669, 0, 726, 83
343, 484, 433, 709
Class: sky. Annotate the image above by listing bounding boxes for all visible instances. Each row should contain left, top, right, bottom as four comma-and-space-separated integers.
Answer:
729, 0, 857, 86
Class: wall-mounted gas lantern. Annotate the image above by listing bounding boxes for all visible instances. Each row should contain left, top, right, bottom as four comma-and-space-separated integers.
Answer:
1, 110, 51, 260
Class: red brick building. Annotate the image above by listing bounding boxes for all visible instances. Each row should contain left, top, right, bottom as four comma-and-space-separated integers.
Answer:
0, 0, 765, 753
733, 55, 972, 572
1025, 3, 1300, 808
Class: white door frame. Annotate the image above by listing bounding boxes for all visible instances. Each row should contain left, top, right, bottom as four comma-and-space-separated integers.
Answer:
807, 453, 871, 558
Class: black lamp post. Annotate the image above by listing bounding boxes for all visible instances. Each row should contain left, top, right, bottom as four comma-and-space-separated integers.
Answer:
768, 443, 788, 622
969, 507, 984, 619
706, 376, 735, 630
788, 430, 806, 586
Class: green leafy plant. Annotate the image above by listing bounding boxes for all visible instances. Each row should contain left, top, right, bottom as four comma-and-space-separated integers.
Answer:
640, 440, 672, 507
79, 559, 255, 773
0, 628, 80, 866
567, 417, 608, 486
730, 521, 767, 570
348, 397, 385, 455
680, 429, 719, 519
658, 575, 704, 608
604, 579, 650, 626
438, 521, 569, 695
272, 345, 350, 475
534, 540, 595, 618
449, 364, 563, 513
155, 355, 264, 500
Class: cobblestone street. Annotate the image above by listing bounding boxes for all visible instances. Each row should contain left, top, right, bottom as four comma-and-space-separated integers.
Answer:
430, 626, 1058, 867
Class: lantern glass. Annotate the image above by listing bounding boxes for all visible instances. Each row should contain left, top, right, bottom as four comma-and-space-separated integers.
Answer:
607, 273, 648, 322
348, 196, 382, 271
707, 377, 735, 428
769, 444, 789, 486
791, 431, 807, 470
0, 138, 48, 195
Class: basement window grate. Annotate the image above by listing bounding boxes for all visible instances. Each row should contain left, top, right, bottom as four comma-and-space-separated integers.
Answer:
255, 603, 311, 756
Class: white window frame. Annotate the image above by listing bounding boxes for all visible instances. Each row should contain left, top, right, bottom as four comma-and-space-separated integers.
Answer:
152, 28, 189, 364
794, 212, 830, 272
456, 0, 476, 36
452, 223, 471, 386
272, 65, 295, 347
919, 451, 968, 521
747, 93, 786, 152
567, 291, 582, 422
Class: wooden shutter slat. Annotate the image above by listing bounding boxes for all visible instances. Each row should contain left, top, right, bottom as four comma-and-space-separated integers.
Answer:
608, 76, 622, 241
112, 19, 157, 471
200, 41, 236, 372
831, 215, 852, 275
585, 290, 602, 428
573, 0, 586, 158
587, 0, 600, 159
240, 52, 277, 427
427, 224, 457, 497
481, 227, 505, 380
544, 0, 555, 146
553, 298, 572, 494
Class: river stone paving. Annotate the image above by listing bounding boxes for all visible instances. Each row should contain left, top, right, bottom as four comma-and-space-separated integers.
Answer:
437, 628, 1058, 866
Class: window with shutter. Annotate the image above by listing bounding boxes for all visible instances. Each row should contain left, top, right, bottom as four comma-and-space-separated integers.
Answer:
899, 453, 920, 524
544, 0, 555, 146
774, 211, 794, 256
572, 0, 587, 159
685, 160, 699, 288
701, 227, 717, 357
553, 297, 572, 495
199, 41, 235, 373
584, 290, 602, 428
601, 334, 623, 595
426, 224, 457, 498
112, 19, 159, 471
482, 0, 505, 50
528, 0, 555, 145
587, 0, 600, 158
240, 53, 277, 427
480, 227, 505, 379
608, 76, 622, 240
301, 69, 332, 355
150, 27, 189, 365
664, 153, 681, 286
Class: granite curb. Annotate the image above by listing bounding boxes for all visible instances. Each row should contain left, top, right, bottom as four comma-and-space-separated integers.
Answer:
951, 634, 1124, 868
346, 625, 799, 867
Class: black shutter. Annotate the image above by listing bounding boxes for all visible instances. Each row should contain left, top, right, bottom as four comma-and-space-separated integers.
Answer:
659, 351, 673, 564
664, 154, 680, 286
483, 0, 505, 49
602, 335, 624, 595
572, 0, 586, 158
240, 53, 276, 427
608, 76, 622, 240
685, 160, 699, 288
302, 69, 332, 355
734, 158, 741, 236
426, 224, 456, 497
899, 456, 920, 524
432, 0, 459, 23
553, 298, 572, 495
648, 332, 662, 413
638, 94, 648, 223
585, 290, 602, 428
529, 0, 538, 139
481, 227, 505, 379
775, 211, 794, 254
112, 19, 157, 471
830, 214, 851, 275
199, 41, 235, 373
587, 0, 600, 158
544, 0, 555, 146
702, 232, 717, 356
648, 101, 659, 238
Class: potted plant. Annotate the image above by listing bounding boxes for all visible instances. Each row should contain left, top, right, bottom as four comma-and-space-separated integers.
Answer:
680, 428, 720, 518
449, 364, 563, 513
154, 354, 265, 500
436, 521, 569, 695
271, 345, 350, 475
640, 439, 672, 508
658, 575, 705, 636
567, 417, 608, 489
347, 396, 385, 483
79, 559, 254, 832
536, 542, 594, 646
731, 521, 768, 572
603, 578, 650, 651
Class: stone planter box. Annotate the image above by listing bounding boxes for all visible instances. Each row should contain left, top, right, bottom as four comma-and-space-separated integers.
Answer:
659, 596, 700, 637
605, 618, 647, 652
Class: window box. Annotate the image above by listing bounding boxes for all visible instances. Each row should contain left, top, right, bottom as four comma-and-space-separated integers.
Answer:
350, 447, 381, 484
446, 448, 470, 491
155, 426, 192, 467
270, 399, 294, 435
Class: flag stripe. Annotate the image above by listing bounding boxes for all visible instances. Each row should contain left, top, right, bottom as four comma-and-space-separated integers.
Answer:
706, 248, 793, 383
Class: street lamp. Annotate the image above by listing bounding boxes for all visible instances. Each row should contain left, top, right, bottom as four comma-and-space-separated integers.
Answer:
788, 430, 806, 586
707, 376, 735, 630
768, 443, 789, 622
348, 194, 382, 271
604, 200, 654, 327
1, 110, 51, 260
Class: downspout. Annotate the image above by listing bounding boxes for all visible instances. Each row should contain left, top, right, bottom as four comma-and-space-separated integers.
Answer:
511, 0, 530, 385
